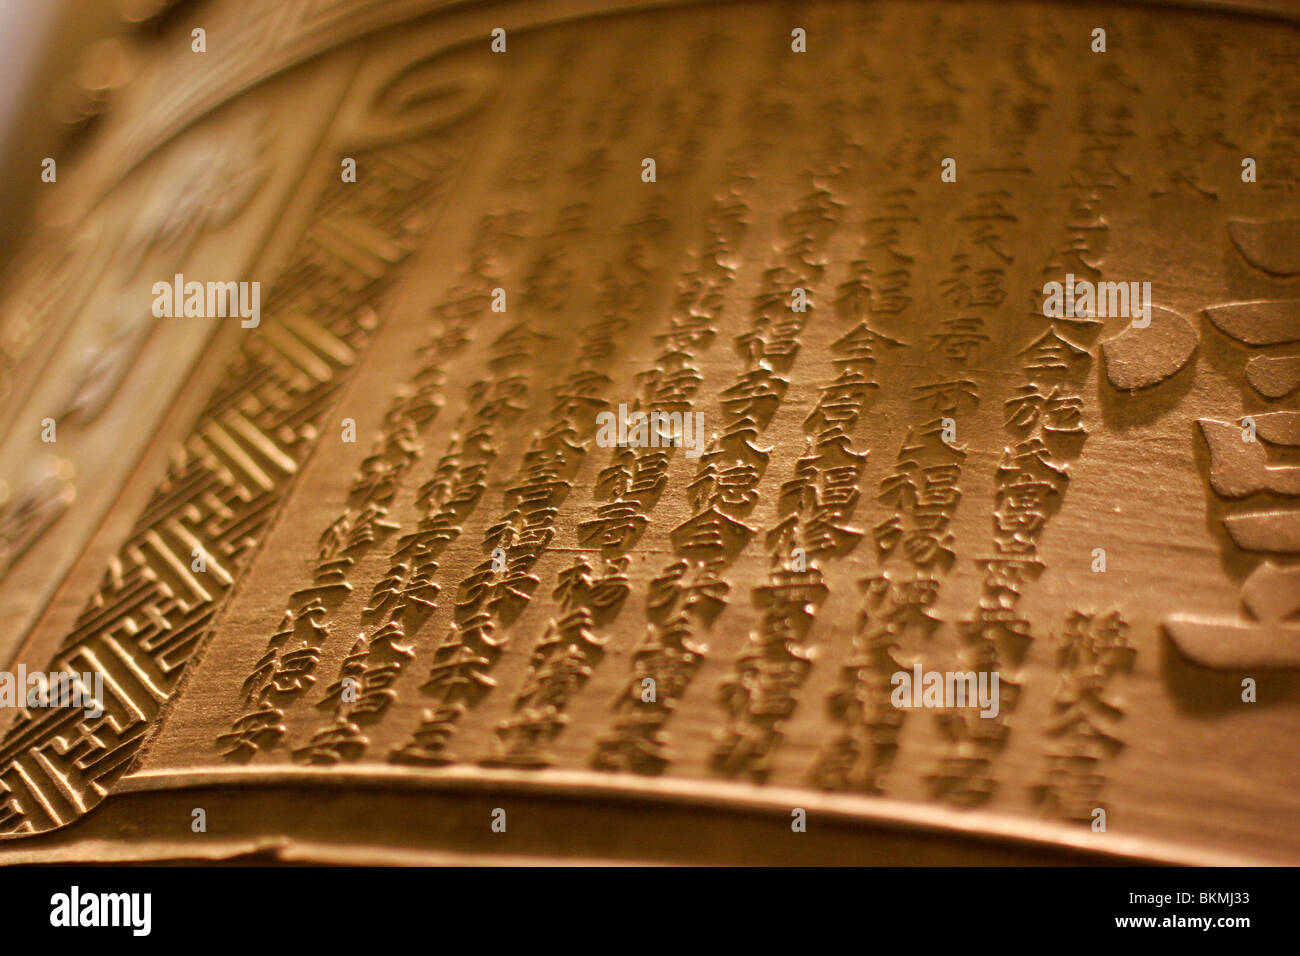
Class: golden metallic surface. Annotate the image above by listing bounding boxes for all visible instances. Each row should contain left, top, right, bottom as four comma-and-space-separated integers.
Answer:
0, 0, 1298, 865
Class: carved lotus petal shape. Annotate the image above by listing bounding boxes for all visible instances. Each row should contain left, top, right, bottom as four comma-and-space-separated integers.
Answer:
1204, 300, 1300, 346
1228, 218, 1300, 276
1240, 561, 1300, 623
1224, 509, 1300, 553
1246, 354, 1300, 398
1253, 410, 1300, 446
1102, 305, 1197, 390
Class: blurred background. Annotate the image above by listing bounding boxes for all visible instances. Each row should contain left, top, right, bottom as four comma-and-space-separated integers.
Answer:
0, 0, 194, 273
